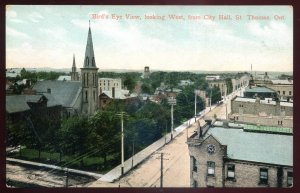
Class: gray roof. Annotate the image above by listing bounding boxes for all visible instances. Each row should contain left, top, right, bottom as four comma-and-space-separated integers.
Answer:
6, 94, 61, 114
271, 79, 293, 85
33, 81, 82, 108
244, 86, 276, 93
205, 127, 293, 166
57, 75, 71, 81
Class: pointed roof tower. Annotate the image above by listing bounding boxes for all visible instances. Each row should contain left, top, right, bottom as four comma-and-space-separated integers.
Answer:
83, 20, 97, 68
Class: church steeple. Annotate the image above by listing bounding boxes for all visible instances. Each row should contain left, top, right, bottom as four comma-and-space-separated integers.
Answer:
83, 20, 96, 68
71, 54, 79, 81
80, 21, 99, 116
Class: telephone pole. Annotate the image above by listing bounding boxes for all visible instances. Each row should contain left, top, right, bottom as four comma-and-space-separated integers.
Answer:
194, 90, 197, 122
116, 112, 127, 176
168, 97, 176, 140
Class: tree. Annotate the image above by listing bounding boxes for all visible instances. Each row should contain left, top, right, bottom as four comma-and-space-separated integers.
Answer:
226, 78, 233, 94
124, 76, 136, 91
210, 86, 222, 104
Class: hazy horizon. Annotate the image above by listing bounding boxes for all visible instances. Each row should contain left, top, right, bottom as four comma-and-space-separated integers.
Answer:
6, 5, 293, 72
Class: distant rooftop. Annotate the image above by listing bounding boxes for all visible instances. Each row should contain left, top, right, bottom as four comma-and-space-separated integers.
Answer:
243, 124, 293, 134
244, 86, 276, 93
234, 97, 293, 107
205, 125, 292, 166
57, 75, 71, 81
271, 79, 293, 85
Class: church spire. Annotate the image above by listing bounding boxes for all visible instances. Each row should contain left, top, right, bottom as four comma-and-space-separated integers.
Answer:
83, 20, 97, 68
72, 53, 76, 68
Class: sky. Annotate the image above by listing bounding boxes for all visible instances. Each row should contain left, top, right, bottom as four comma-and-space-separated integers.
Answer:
6, 5, 293, 72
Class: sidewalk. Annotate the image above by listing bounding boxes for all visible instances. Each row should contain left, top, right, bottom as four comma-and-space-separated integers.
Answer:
99, 105, 217, 183
6, 157, 103, 179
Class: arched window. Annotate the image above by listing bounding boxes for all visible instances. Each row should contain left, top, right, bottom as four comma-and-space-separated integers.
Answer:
92, 57, 95, 66
86, 57, 89, 66
93, 90, 95, 102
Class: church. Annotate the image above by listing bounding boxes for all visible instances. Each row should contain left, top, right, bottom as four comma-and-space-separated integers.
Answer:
33, 21, 99, 116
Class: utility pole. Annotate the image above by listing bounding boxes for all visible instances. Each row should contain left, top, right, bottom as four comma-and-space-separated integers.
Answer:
225, 102, 228, 120
121, 113, 124, 175
171, 104, 174, 140
160, 153, 163, 188
194, 90, 197, 122
65, 168, 69, 188
154, 152, 169, 188
131, 138, 134, 169
210, 88, 212, 111
117, 112, 127, 176
168, 97, 176, 141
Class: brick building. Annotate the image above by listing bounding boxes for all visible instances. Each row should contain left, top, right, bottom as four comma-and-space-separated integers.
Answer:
229, 96, 293, 128
188, 120, 293, 188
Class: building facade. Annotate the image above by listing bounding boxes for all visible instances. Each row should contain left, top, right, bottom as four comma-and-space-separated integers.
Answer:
99, 78, 122, 93
188, 121, 293, 188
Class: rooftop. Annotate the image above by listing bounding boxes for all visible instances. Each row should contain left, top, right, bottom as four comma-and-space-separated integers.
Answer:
234, 97, 293, 107
244, 86, 276, 93
271, 79, 293, 85
204, 125, 292, 166
6, 94, 61, 114
33, 81, 82, 108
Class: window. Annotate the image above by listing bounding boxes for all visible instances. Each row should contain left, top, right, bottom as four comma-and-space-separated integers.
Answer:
85, 91, 88, 102
192, 156, 197, 172
86, 57, 89, 66
93, 91, 95, 102
207, 161, 215, 176
287, 172, 293, 187
260, 168, 268, 184
289, 91, 292, 96
227, 164, 235, 179
278, 91, 280, 94
283, 91, 285, 95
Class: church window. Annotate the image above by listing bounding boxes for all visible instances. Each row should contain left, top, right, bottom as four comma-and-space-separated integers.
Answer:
92, 57, 95, 66
87, 73, 89, 86
93, 90, 95, 102
86, 57, 89, 66
85, 91, 88, 102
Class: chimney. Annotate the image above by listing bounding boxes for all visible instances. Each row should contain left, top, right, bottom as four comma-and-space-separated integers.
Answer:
112, 87, 115, 99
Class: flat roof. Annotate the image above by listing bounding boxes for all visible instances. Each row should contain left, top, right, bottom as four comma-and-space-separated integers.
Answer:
244, 86, 276, 93
205, 126, 293, 166
243, 124, 293, 134
234, 97, 293, 107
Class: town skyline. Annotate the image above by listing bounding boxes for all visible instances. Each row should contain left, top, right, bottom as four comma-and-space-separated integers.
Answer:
6, 5, 293, 72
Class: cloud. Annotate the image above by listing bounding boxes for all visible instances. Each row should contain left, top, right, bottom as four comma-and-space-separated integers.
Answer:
39, 27, 68, 41
247, 21, 292, 51
6, 10, 17, 18
6, 26, 31, 39
28, 12, 44, 23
